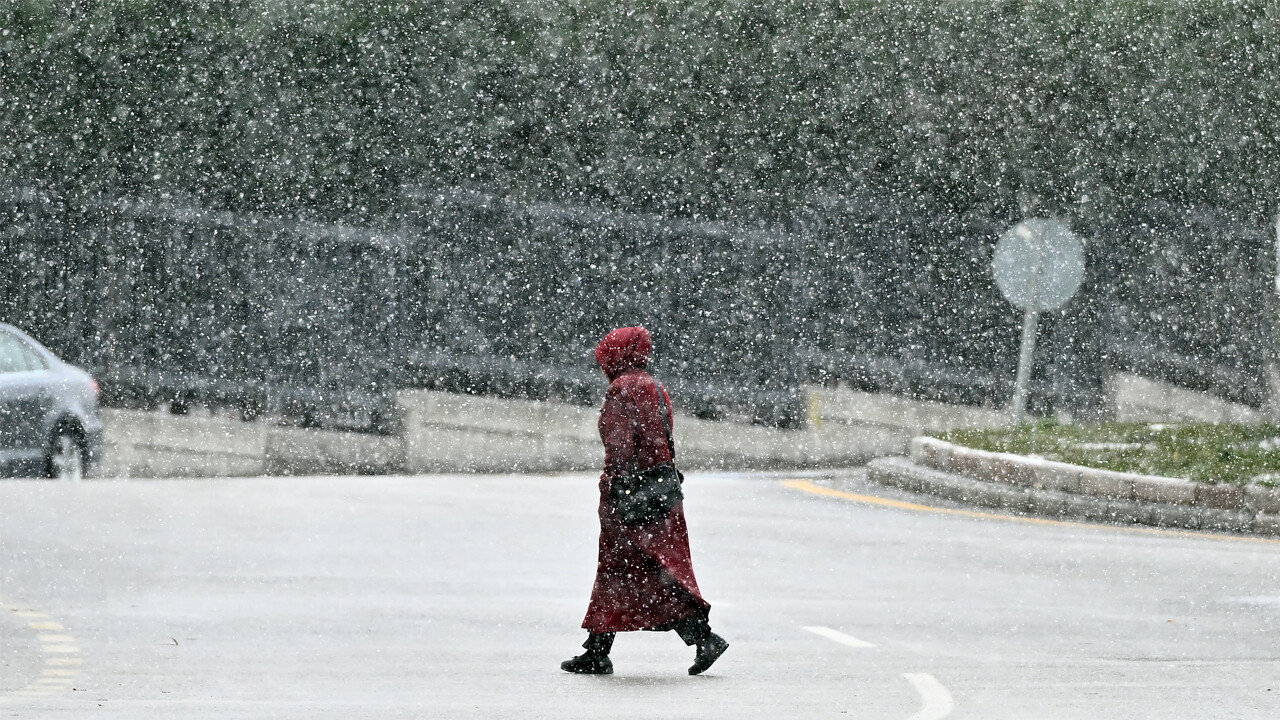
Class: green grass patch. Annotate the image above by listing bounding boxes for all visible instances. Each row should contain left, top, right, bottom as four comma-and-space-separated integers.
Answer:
941, 422, 1280, 486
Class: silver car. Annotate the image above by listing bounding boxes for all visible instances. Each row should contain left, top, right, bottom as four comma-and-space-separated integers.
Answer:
0, 323, 103, 479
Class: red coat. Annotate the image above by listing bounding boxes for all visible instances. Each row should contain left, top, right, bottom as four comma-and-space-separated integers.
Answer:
581, 327, 710, 633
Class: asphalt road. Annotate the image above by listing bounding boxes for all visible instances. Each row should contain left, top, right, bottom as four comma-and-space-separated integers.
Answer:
1, 470, 1278, 719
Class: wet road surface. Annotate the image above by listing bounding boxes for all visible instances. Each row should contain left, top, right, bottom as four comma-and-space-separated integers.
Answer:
1, 470, 1277, 718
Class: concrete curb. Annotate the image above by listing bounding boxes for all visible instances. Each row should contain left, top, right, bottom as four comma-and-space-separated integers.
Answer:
861, 437, 1280, 536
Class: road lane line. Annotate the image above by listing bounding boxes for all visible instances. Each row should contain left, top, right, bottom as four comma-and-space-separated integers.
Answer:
802, 625, 876, 648
41, 644, 81, 653
0, 599, 82, 702
903, 673, 953, 720
13, 610, 49, 619
780, 479, 1280, 545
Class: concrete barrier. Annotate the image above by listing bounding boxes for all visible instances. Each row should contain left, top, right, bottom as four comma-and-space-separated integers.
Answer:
95, 377, 1277, 479
396, 389, 906, 473
809, 372, 1268, 429
678, 417, 904, 469
98, 409, 405, 478
806, 386, 1012, 435
109, 392, 909, 479
115, 381, 1242, 479
397, 390, 598, 473
99, 409, 267, 478
266, 425, 406, 476
1110, 372, 1264, 424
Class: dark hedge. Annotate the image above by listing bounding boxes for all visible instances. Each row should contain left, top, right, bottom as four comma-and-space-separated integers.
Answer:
3, 0, 1277, 225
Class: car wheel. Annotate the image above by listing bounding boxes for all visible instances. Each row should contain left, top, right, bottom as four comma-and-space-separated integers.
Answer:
47, 432, 85, 481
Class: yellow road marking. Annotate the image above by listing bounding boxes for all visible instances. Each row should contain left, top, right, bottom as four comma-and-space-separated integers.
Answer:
780, 479, 1280, 545
28, 621, 63, 631
41, 644, 80, 653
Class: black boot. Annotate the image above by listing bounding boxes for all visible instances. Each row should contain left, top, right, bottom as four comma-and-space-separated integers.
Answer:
688, 632, 729, 676
561, 632, 614, 675
560, 650, 613, 674
671, 611, 728, 676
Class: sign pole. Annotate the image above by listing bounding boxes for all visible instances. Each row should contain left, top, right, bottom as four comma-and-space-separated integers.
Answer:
992, 218, 1085, 421
1267, 212, 1280, 420
1010, 308, 1039, 418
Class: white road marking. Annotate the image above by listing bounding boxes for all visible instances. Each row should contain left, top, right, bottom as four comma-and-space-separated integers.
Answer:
903, 673, 954, 720
41, 644, 81, 653
1225, 596, 1280, 606
801, 625, 877, 648
1, 600, 81, 702
800, 625, 954, 717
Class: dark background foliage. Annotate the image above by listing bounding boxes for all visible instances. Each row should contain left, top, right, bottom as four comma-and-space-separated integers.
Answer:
5, 0, 1277, 222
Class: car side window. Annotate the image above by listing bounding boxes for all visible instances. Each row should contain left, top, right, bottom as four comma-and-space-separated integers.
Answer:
0, 333, 28, 374
20, 343, 47, 371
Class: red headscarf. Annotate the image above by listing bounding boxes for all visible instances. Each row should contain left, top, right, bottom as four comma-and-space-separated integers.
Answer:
593, 326, 651, 381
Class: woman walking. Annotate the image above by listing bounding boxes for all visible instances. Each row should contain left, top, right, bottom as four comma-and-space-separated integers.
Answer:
561, 326, 729, 676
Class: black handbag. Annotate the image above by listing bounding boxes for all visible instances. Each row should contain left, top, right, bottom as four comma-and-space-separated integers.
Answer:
610, 383, 685, 526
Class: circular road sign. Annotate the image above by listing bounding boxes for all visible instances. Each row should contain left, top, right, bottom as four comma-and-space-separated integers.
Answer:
993, 218, 1085, 312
